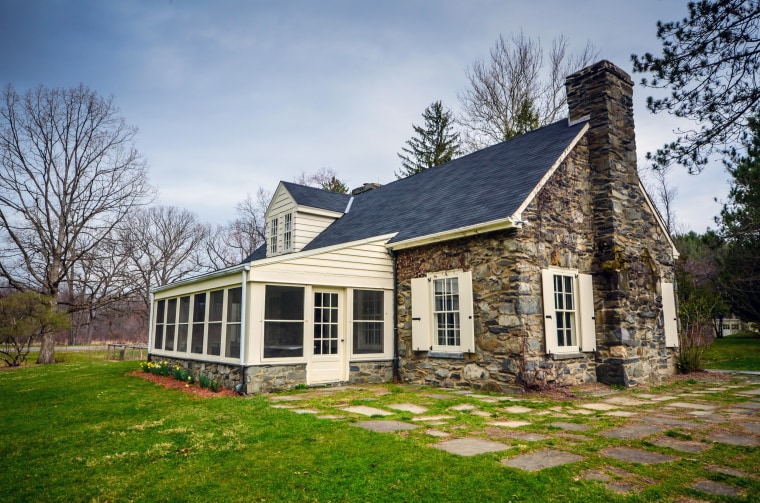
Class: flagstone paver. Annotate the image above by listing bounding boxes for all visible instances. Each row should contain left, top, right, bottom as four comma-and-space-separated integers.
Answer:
604, 396, 648, 406
386, 403, 428, 414
511, 432, 549, 441
708, 465, 754, 479
579, 402, 618, 411
501, 449, 584, 471
600, 424, 663, 439
606, 482, 642, 494
411, 415, 454, 422
566, 409, 594, 415
691, 480, 743, 497
433, 438, 511, 456
708, 432, 759, 446
650, 437, 710, 453
734, 401, 760, 410
646, 415, 702, 428
549, 422, 590, 432
427, 393, 455, 400
293, 408, 320, 414
581, 470, 611, 482
688, 410, 715, 417
425, 429, 450, 437
488, 420, 530, 428
500, 405, 532, 414
743, 422, 760, 434
648, 395, 678, 402
471, 410, 493, 418
270, 395, 307, 402
270, 404, 295, 409
600, 447, 676, 464
534, 410, 551, 416
342, 405, 393, 417
353, 420, 419, 433
726, 408, 756, 415
605, 411, 638, 417
666, 402, 718, 411
738, 388, 760, 395
450, 403, 477, 411
317, 414, 343, 420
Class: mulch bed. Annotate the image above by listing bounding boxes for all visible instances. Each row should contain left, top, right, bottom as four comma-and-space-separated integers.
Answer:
129, 371, 238, 398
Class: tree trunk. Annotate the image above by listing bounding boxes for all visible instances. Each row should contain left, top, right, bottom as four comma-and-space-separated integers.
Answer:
36, 331, 56, 364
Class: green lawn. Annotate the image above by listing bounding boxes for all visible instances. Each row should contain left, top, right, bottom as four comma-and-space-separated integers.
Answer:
703, 332, 760, 371
1, 353, 759, 502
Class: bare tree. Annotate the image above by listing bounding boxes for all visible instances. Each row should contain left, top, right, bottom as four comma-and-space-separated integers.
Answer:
294, 167, 349, 193
459, 32, 598, 151
120, 205, 209, 314
643, 164, 679, 235
0, 84, 154, 363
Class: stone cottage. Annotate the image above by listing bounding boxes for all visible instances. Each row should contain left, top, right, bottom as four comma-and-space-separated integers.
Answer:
149, 60, 679, 393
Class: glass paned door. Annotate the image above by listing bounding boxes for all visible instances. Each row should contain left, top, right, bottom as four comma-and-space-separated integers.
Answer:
309, 290, 344, 384
314, 292, 339, 355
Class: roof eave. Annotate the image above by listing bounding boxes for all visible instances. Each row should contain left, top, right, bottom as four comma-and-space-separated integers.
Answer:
151, 262, 251, 294
387, 217, 520, 251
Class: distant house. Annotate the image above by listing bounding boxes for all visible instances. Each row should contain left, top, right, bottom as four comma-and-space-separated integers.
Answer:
149, 60, 679, 393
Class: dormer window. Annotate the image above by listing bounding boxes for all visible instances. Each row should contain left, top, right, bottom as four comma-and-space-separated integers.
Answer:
269, 218, 278, 254
283, 213, 293, 251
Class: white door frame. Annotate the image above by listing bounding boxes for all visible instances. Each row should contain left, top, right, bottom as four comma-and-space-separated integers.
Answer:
307, 288, 346, 384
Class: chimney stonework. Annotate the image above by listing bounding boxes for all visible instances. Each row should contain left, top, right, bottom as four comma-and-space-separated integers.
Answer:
566, 60, 676, 386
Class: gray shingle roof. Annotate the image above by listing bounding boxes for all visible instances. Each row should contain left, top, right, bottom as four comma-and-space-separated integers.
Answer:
244, 118, 586, 263
281, 181, 352, 213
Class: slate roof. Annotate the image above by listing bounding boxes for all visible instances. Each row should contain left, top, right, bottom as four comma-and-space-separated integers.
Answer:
244, 118, 586, 263
281, 181, 352, 213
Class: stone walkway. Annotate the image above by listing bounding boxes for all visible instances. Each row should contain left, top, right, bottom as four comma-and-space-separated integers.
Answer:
266, 375, 760, 500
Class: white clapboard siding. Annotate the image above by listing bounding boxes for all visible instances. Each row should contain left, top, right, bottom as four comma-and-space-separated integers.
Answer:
266, 185, 297, 218
294, 212, 339, 251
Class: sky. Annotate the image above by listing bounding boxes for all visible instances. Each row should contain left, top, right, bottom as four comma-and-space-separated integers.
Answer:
0, 0, 731, 233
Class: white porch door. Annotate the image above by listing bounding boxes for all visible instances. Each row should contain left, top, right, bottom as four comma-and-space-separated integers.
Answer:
308, 290, 345, 384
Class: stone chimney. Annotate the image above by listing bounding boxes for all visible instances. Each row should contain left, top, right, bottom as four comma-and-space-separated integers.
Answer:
565, 61, 657, 386
351, 182, 382, 195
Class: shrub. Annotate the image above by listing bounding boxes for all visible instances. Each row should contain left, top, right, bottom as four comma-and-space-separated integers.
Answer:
198, 374, 211, 389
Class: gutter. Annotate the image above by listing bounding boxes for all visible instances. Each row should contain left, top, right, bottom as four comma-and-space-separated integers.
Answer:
392, 250, 400, 383
387, 217, 520, 251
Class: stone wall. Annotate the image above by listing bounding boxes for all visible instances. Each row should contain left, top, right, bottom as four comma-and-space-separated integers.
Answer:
397, 142, 601, 391
348, 360, 394, 384
153, 356, 243, 389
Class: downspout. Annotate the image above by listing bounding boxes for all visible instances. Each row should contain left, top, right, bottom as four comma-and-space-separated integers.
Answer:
392, 251, 400, 383
147, 292, 154, 362
237, 265, 249, 394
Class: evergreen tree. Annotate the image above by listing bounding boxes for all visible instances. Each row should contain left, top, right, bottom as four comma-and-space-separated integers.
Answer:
719, 116, 760, 321
396, 101, 461, 179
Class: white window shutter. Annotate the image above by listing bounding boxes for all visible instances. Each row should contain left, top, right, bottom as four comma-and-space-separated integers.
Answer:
661, 282, 679, 347
578, 273, 596, 351
541, 269, 558, 354
411, 277, 431, 351
458, 271, 475, 353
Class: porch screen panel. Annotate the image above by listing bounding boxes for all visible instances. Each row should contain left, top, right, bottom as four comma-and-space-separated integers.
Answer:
164, 298, 177, 351
207, 290, 224, 356
225, 287, 242, 358
177, 296, 190, 353
154, 299, 165, 350
191, 293, 206, 354
353, 290, 384, 354
264, 285, 304, 358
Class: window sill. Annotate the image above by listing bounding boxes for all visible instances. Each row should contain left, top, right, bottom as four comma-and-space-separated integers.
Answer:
550, 352, 586, 360
428, 351, 464, 359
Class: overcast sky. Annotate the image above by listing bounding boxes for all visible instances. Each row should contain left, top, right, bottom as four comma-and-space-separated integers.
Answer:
0, 0, 730, 233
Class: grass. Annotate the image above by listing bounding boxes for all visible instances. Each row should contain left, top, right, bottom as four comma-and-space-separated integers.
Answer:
1, 353, 759, 502
703, 332, 760, 371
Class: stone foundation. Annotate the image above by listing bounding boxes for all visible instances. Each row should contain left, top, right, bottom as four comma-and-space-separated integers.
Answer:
348, 360, 394, 384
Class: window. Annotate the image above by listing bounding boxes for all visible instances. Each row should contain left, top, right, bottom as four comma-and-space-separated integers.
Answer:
411, 271, 475, 353
269, 217, 278, 254
541, 269, 596, 354
164, 298, 177, 351
154, 299, 165, 350
264, 285, 304, 358
353, 290, 383, 354
225, 287, 242, 358
191, 293, 206, 354
434, 277, 460, 347
314, 292, 339, 355
283, 213, 293, 251
176, 296, 190, 352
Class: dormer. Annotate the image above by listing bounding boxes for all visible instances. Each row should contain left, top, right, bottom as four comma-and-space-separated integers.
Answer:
264, 182, 352, 257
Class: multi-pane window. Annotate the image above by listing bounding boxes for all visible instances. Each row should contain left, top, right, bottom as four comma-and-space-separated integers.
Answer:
269, 218, 278, 254
283, 213, 293, 251
314, 292, 339, 355
264, 285, 304, 358
191, 293, 206, 354
225, 287, 242, 358
206, 290, 224, 356
553, 274, 577, 348
154, 299, 165, 350
176, 296, 190, 353
353, 290, 383, 354
433, 277, 460, 347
